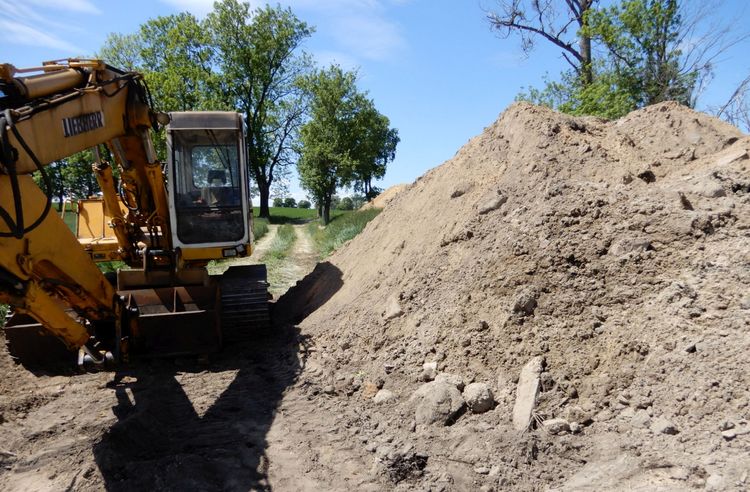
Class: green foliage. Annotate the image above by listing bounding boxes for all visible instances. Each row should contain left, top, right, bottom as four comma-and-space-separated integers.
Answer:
338, 196, 354, 210
100, 1, 312, 212
585, 0, 697, 107
273, 197, 284, 208
297, 65, 397, 224
263, 224, 296, 261
0, 303, 8, 328
283, 197, 297, 208
308, 208, 380, 257
298, 199, 311, 209
207, 1, 313, 218
511, 0, 705, 119
518, 68, 637, 119
253, 217, 269, 241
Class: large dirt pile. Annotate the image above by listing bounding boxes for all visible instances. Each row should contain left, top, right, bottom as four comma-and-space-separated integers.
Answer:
285, 102, 750, 490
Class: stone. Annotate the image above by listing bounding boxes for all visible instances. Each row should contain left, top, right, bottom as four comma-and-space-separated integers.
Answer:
651, 417, 678, 435
410, 381, 465, 426
565, 406, 593, 425
478, 193, 508, 215
373, 389, 396, 404
512, 356, 544, 431
705, 474, 725, 491
323, 385, 335, 395
421, 361, 438, 381
434, 373, 465, 391
609, 237, 651, 256
715, 147, 748, 167
474, 466, 490, 475
513, 287, 538, 316
542, 418, 570, 435
721, 426, 750, 440
384, 296, 404, 320
463, 383, 494, 414
694, 181, 726, 198
631, 409, 651, 428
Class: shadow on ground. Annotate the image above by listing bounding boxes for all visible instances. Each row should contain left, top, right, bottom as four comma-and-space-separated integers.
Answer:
92, 262, 343, 491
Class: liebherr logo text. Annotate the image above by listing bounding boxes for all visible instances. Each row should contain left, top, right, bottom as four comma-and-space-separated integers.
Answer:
62, 111, 104, 137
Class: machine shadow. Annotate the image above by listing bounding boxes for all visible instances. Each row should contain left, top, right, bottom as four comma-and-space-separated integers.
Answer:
92, 262, 343, 491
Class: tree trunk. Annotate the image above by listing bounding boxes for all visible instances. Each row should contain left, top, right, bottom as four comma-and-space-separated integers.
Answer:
579, 0, 593, 86
258, 183, 270, 219
322, 197, 331, 225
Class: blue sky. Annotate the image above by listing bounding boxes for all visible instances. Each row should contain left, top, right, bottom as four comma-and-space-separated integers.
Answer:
1, 0, 748, 201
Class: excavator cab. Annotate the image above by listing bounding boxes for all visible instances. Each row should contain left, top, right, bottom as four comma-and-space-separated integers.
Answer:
166, 112, 252, 262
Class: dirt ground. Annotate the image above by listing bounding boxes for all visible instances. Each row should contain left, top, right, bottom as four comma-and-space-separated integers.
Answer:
2, 102, 749, 491
0, 223, 384, 491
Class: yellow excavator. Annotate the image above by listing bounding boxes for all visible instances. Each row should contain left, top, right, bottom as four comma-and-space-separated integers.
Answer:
0, 59, 269, 370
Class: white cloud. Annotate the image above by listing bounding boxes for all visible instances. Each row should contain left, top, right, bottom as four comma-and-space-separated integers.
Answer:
24, 0, 101, 14
0, 0, 89, 53
0, 20, 82, 53
283, 0, 407, 62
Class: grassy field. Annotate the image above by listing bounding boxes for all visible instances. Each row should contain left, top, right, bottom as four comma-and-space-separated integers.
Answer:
308, 208, 381, 257
252, 207, 345, 224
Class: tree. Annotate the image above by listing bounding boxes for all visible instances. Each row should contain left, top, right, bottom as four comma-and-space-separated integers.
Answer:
492, 0, 747, 119
272, 197, 284, 208
99, 13, 222, 161
298, 199, 311, 209
350, 103, 399, 199
297, 67, 366, 224
338, 196, 354, 211
488, 0, 596, 85
716, 75, 750, 132
283, 197, 297, 208
585, 0, 697, 108
207, 1, 313, 219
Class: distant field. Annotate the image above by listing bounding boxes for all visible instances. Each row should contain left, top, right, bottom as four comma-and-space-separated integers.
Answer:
58, 203, 77, 233
252, 206, 344, 224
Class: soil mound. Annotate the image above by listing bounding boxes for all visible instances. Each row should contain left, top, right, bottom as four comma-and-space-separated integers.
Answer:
361, 184, 409, 210
288, 102, 750, 490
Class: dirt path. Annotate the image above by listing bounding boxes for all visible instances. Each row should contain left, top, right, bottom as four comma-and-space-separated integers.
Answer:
266, 224, 319, 299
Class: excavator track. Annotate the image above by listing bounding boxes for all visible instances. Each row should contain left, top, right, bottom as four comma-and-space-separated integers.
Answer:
219, 264, 271, 343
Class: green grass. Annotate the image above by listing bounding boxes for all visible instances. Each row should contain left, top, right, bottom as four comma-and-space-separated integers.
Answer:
263, 224, 297, 261
253, 207, 346, 224
56, 202, 77, 233
253, 207, 317, 224
308, 208, 381, 257
253, 217, 269, 241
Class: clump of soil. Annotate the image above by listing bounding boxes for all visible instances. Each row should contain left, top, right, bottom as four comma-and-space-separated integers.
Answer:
285, 102, 750, 490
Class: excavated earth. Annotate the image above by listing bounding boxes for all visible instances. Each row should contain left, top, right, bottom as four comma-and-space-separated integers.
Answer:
1, 102, 749, 491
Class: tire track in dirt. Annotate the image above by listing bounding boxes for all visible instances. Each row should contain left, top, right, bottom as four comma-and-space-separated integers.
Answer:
266, 224, 319, 299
